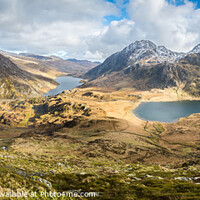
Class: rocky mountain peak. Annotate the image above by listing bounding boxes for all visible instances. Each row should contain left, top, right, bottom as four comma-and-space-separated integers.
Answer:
125, 40, 157, 52
188, 44, 200, 54
121, 40, 184, 64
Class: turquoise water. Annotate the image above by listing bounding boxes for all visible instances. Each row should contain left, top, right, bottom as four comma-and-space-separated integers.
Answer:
133, 101, 200, 123
44, 76, 83, 96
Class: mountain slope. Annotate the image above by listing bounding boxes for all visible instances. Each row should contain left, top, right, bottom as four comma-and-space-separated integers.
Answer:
0, 53, 57, 99
84, 40, 200, 94
45, 58, 97, 77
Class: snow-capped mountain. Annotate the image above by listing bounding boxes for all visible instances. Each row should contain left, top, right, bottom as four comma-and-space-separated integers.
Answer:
85, 40, 189, 80
121, 40, 185, 64
84, 40, 200, 94
188, 44, 200, 54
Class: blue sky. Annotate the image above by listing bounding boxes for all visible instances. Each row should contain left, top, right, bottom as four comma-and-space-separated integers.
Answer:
104, 0, 200, 25
167, 0, 200, 8
104, 0, 130, 25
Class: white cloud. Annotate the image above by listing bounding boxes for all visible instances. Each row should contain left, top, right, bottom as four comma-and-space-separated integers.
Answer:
86, 0, 200, 60
86, 19, 136, 59
0, 0, 200, 61
127, 0, 200, 52
0, 0, 117, 60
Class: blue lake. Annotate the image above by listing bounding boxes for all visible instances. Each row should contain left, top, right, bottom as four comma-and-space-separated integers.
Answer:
44, 76, 83, 96
133, 101, 200, 123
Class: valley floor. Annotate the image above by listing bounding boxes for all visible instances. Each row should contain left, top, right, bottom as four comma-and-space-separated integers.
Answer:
0, 87, 199, 199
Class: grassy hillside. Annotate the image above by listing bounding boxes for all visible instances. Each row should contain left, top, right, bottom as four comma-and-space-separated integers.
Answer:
0, 88, 199, 199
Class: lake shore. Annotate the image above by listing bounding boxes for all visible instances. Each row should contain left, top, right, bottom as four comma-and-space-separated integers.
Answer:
44, 76, 83, 96
129, 87, 200, 123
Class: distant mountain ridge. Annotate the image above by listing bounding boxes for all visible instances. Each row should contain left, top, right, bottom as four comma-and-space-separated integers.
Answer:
14, 52, 99, 77
18, 54, 100, 71
84, 40, 200, 96
67, 58, 101, 68
19, 53, 52, 60
0, 50, 99, 99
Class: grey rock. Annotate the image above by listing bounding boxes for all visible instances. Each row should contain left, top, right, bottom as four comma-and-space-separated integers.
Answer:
57, 162, 70, 169
174, 177, 192, 181
0, 146, 7, 151
16, 170, 27, 178
32, 177, 52, 188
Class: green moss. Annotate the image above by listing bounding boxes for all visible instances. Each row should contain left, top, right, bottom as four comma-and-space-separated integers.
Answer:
153, 123, 165, 134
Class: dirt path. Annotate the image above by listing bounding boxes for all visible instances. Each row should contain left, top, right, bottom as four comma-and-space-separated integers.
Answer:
95, 100, 147, 136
